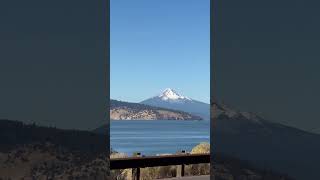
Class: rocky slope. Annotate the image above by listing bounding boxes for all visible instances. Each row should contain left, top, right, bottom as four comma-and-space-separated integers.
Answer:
110, 99, 202, 120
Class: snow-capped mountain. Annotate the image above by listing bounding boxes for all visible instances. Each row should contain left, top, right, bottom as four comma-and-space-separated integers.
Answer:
140, 88, 210, 119
157, 88, 192, 101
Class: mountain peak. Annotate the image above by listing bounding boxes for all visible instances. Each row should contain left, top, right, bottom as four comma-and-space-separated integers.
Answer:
158, 88, 191, 101
141, 88, 209, 119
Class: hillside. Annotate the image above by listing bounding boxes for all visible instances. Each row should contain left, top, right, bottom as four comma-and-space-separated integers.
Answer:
0, 119, 107, 153
0, 119, 109, 179
0, 143, 109, 180
110, 99, 202, 120
211, 102, 320, 180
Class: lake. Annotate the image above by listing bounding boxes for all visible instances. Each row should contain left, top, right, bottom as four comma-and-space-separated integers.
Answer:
110, 120, 210, 156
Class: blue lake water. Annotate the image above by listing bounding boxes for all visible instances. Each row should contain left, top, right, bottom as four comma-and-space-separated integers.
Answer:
110, 120, 210, 156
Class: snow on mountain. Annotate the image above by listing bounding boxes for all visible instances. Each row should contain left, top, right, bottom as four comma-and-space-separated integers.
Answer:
141, 88, 210, 119
212, 102, 263, 124
158, 88, 192, 101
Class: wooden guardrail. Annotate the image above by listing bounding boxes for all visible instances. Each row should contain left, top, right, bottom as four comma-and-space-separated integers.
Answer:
110, 152, 210, 180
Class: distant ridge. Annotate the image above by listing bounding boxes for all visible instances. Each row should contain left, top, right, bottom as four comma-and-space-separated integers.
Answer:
0, 119, 106, 153
110, 99, 202, 120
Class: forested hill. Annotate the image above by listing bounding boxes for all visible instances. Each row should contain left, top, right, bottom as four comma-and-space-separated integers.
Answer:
110, 99, 202, 120
0, 119, 106, 154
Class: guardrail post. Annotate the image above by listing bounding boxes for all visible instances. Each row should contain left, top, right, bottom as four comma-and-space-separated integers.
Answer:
132, 167, 140, 180
132, 152, 141, 180
181, 164, 185, 177
177, 150, 186, 177
136, 167, 140, 180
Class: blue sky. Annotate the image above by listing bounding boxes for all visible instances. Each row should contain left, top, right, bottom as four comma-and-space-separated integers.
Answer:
111, 0, 210, 103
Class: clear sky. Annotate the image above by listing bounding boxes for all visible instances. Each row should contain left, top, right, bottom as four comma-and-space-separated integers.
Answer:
110, 0, 210, 103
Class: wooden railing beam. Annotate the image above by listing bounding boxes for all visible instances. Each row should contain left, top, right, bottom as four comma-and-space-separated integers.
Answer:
110, 153, 210, 170
111, 153, 210, 180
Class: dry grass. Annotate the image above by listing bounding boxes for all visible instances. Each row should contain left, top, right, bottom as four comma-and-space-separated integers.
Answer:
110, 142, 210, 180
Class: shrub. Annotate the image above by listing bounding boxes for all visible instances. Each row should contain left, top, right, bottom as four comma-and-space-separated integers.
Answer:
111, 142, 210, 180
190, 142, 210, 154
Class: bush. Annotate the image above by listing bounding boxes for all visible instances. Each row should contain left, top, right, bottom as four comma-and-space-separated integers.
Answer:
185, 142, 210, 176
191, 142, 210, 154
